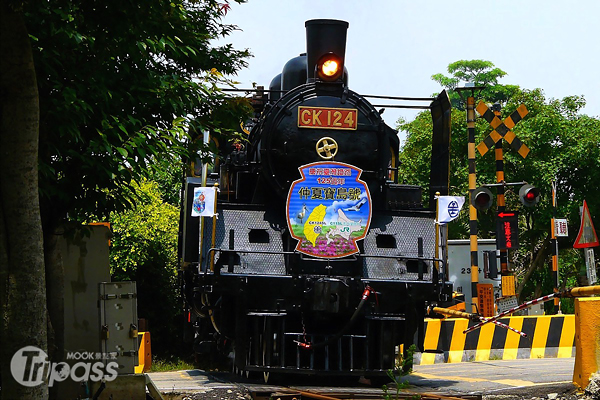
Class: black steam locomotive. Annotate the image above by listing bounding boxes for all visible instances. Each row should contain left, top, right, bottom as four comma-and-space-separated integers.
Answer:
180, 19, 452, 380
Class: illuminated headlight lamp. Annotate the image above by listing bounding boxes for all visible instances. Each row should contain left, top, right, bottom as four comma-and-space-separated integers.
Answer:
317, 53, 343, 81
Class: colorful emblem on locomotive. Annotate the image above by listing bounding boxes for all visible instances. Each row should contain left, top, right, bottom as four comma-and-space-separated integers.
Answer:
286, 161, 371, 258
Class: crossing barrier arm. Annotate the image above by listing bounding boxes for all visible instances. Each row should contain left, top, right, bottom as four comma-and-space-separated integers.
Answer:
463, 285, 600, 334
562, 285, 600, 298
429, 306, 527, 338
428, 306, 479, 321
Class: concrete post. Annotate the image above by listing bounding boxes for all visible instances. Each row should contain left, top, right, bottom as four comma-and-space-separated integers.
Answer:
573, 297, 600, 388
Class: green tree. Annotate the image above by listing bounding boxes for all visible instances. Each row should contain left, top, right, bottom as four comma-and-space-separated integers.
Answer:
146, 157, 187, 207
109, 180, 181, 356
400, 60, 600, 305
30, 1, 252, 226
431, 60, 520, 110
1, 0, 252, 397
0, 2, 48, 398
503, 90, 600, 303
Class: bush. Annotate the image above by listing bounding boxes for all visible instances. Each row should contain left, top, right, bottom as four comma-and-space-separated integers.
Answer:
109, 179, 182, 356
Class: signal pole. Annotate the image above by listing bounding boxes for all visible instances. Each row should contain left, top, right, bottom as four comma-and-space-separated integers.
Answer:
475, 101, 531, 310
467, 96, 479, 312
491, 104, 517, 302
492, 104, 509, 278
551, 180, 560, 311
456, 84, 484, 312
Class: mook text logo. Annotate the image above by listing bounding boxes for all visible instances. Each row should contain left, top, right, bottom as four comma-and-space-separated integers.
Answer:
10, 346, 119, 387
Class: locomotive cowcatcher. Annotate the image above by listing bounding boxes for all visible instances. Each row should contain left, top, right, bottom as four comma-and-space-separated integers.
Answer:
180, 19, 453, 381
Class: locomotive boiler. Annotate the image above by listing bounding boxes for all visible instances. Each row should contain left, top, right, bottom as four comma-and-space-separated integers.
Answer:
180, 19, 452, 381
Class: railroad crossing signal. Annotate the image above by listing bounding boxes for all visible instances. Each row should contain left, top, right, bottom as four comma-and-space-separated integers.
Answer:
476, 102, 530, 158
471, 186, 493, 211
518, 184, 540, 207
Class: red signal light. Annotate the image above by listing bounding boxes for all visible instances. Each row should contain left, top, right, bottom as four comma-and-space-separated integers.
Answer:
525, 192, 535, 201
519, 184, 540, 207
475, 193, 491, 206
471, 187, 493, 211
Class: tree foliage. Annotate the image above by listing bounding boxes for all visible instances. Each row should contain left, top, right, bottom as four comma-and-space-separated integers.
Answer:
1, 0, 252, 396
431, 60, 520, 110
109, 180, 181, 355
400, 60, 600, 304
25, 0, 253, 227
503, 90, 600, 302
23, 0, 253, 358
110, 180, 179, 280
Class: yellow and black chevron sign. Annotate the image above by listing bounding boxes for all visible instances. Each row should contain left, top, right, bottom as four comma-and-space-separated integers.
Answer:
418, 315, 575, 364
476, 102, 530, 158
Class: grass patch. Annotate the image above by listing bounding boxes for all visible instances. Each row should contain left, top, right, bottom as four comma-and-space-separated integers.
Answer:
149, 356, 195, 372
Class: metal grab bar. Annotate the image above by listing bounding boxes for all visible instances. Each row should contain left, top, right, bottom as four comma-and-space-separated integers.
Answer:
202, 247, 446, 275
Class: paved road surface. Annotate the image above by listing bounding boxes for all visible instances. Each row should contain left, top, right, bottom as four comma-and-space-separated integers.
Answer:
148, 357, 576, 397
408, 357, 575, 395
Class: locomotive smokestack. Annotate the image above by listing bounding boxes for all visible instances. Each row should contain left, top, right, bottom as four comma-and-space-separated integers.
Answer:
305, 19, 349, 82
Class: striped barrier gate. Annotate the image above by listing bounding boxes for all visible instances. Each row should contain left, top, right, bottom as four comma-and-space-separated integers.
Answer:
415, 315, 575, 365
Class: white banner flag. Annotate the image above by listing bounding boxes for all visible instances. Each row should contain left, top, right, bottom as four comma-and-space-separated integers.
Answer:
437, 196, 465, 224
191, 187, 217, 217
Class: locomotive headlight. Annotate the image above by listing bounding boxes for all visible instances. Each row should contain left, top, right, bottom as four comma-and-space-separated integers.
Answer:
322, 60, 339, 77
317, 53, 342, 81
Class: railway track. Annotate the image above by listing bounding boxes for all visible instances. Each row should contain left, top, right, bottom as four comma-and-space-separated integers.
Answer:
161, 384, 482, 400
249, 387, 482, 400
156, 371, 484, 400
150, 358, 577, 400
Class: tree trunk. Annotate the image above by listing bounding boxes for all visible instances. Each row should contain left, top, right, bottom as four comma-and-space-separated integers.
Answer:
0, 1, 49, 398
44, 226, 64, 400
0, 188, 8, 397
516, 234, 551, 302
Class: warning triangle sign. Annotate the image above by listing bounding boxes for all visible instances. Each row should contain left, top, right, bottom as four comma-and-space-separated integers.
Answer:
574, 200, 599, 248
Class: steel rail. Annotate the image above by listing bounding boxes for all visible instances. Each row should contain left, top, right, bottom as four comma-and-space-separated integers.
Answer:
278, 387, 477, 400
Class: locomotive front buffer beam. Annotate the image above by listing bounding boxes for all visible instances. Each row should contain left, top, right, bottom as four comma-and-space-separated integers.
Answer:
190, 252, 451, 377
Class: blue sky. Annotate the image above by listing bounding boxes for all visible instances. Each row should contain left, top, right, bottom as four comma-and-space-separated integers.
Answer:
217, 1, 599, 142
